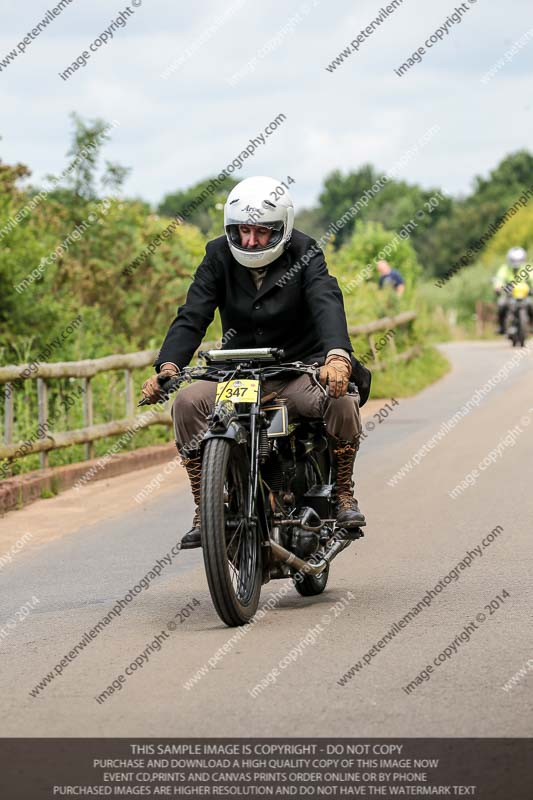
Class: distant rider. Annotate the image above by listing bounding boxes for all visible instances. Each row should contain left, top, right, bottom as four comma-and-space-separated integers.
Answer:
493, 247, 533, 333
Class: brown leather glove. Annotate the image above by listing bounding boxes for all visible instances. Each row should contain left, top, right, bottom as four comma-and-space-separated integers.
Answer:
319, 354, 352, 398
142, 363, 179, 404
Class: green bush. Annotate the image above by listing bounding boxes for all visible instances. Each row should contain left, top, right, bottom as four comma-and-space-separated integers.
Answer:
481, 204, 533, 266
329, 220, 422, 294
418, 263, 495, 332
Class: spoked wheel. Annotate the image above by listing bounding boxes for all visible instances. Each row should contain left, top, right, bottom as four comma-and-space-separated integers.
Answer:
293, 453, 330, 597
201, 438, 262, 627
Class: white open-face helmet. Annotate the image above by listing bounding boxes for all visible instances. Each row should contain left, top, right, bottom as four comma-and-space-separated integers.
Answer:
507, 246, 527, 268
224, 176, 294, 269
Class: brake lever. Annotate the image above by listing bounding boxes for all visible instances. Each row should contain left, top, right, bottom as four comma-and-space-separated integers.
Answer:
311, 366, 357, 398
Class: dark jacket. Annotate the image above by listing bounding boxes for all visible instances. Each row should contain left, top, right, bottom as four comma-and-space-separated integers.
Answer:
154, 229, 371, 405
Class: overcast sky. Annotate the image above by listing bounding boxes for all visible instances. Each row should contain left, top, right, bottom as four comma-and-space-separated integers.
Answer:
1, 0, 532, 211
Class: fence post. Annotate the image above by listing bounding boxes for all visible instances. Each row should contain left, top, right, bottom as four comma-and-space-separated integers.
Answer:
37, 378, 49, 469
125, 369, 134, 418
4, 384, 13, 447
3, 384, 14, 476
83, 378, 94, 460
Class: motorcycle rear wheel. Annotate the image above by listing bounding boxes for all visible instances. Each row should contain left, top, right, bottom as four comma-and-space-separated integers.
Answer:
201, 438, 262, 627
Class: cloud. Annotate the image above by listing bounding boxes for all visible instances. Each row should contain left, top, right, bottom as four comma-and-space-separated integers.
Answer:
0, 0, 532, 211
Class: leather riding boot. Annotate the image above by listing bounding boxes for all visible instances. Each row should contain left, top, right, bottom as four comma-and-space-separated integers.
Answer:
331, 439, 366, 528
181, 450, 202, 549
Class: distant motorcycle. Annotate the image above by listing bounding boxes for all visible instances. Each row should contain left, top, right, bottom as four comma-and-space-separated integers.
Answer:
141, 348, 365, 627
506, 284, 530, 348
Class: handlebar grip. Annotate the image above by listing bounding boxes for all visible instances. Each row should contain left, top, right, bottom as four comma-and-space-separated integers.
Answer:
137, 374, 182, 407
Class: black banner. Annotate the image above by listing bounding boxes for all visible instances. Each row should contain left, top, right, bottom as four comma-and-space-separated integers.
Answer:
0, 738, 531, 798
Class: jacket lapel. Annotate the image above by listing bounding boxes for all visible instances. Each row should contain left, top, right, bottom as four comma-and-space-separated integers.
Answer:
254, 253, 291, 299
231, 261, 258, 299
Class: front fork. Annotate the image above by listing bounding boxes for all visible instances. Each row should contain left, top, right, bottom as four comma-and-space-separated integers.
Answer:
203, 402, 262, 529
247, 401, 261, 520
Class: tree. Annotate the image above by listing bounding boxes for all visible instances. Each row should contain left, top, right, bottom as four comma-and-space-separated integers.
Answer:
469, 150, 533, 210
0, 115, 206, 357
481, 204, 533, 266
417, 200, 503, 277
42, 112, 130, 206
310, 152, 533, 277
294, 206, 326, 240
316, 167, 455, 263
318, 166, 377, 247
158, 176, 238, 234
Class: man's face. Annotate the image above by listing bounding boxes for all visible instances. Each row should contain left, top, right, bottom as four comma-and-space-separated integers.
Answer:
238, 224, 273, 250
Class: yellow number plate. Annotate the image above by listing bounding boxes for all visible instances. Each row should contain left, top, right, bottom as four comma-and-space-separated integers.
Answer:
216, 379, 259, 404
512, 283, 529, 299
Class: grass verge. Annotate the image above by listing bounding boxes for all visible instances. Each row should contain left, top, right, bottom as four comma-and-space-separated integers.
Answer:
370, 346, 450, 399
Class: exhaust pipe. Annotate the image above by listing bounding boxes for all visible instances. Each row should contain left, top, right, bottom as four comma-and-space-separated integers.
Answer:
269, 537, 352, 576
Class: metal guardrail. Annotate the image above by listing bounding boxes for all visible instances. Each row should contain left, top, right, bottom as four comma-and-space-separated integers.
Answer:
0, 312, 417, 472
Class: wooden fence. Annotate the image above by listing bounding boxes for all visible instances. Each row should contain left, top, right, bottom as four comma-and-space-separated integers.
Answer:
0, 311, 417, 473
348, 310, 418, 372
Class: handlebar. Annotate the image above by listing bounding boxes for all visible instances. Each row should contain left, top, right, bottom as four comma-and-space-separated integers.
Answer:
199, 347, 285, 364
138, 362, 358, 406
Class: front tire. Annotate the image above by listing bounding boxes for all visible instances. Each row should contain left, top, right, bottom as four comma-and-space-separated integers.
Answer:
518, 306, 528, 347
201, 438, 262, 627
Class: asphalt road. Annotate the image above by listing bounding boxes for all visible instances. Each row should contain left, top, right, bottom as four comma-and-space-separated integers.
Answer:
1, 340, 532, 737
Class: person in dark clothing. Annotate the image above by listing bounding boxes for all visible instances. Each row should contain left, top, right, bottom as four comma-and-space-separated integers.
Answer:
377, 260, 405, 296
142, 176, 370, 549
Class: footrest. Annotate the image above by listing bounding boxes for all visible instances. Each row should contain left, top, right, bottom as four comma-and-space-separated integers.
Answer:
335, 526, 365, 541
337, 516, 366, 528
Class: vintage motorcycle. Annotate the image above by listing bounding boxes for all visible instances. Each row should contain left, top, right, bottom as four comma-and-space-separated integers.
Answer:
141, 347, 365, 627
506, 283, 530, 348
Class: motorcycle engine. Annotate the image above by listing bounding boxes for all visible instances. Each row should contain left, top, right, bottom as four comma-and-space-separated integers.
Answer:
289, 528, 320, 558
287, 507, 322, 558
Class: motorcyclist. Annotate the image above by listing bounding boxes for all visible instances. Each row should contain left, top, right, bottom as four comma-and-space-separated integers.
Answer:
142, 176, 371, 549
493, 247, 533, 333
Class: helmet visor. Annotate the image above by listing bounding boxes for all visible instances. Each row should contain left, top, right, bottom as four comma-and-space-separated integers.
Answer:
225, 219, 285, 252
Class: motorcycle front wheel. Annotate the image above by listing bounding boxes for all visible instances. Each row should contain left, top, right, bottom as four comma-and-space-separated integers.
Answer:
518, 306, 528, 347
201, 438, 262, 627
